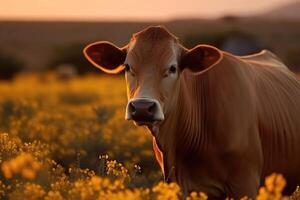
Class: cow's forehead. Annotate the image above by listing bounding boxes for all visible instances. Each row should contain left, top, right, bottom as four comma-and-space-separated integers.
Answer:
132, 26, 178, 42
129, 39, 175, 59
126, 27, 179, 67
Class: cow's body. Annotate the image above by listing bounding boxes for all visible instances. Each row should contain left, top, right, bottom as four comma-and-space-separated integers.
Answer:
84, 26, 300, 199
152, 50, 300, 198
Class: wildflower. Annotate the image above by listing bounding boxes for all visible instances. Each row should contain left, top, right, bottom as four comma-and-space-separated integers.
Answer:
106, 160, 129, 181
186, 191, 208, 200
153, 182, 181, 200
89, 176, 101, 191
0, 181, 6, 198
44, 191, 64, 200
256, 173, 289, 200
1, 152, 41, 180
9, 183, 46, 200
291, 186, 300, 200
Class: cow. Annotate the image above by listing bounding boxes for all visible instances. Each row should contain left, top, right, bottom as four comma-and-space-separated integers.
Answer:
83, 26, 300, 199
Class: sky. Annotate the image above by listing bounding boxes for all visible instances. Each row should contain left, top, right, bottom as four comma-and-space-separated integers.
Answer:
0, 0, 297, 21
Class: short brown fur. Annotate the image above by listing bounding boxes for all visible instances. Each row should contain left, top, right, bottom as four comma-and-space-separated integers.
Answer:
84, 26, 300, 199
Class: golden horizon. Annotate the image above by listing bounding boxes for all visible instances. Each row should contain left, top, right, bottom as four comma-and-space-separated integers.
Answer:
0, 0, 297, 21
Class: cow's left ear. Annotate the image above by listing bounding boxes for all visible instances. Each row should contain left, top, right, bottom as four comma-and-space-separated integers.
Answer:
180, 45, 223, 75
83, 41, 127, 74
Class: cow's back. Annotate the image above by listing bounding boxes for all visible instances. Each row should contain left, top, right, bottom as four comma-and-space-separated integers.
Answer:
241, 51, 300, 191
158, 49, 300, 197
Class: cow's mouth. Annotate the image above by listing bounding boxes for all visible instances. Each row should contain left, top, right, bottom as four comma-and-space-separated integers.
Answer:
132, 120, 161, 135
133, 119, 160, 127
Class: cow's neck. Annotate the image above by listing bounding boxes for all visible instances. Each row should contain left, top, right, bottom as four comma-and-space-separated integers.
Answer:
153, 72, 210, 183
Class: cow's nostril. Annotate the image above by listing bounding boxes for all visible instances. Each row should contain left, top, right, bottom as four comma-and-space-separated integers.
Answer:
129, 102, 136, 115
148, 103, 155, 115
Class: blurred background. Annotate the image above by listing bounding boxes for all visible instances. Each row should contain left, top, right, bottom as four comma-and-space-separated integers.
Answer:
0, 0, 300, 79
0, 0, 300, 198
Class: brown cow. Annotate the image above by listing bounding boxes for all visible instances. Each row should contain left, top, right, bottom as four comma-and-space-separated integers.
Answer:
83, 26, 300, 199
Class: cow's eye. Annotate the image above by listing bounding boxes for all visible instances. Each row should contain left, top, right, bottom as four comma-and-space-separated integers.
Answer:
124, 64, 131, 72
169, 65, 177, 74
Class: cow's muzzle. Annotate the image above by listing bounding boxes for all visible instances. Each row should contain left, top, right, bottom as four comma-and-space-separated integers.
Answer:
125, 98, 164, 125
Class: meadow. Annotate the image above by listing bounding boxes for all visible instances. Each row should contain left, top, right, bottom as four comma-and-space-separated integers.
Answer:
0, 74, 299, 200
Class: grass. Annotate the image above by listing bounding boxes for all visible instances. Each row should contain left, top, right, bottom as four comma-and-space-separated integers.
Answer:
0, 74, 299, 199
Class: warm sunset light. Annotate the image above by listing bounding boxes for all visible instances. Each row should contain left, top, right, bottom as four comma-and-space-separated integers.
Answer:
0, 0, 297, 21
1, 0, 300, 199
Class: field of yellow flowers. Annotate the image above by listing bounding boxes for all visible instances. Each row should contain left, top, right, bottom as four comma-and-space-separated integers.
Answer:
0, 74, 299, 200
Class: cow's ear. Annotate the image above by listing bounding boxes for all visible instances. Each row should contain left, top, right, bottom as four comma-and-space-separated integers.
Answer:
83, 41, 127, 74
180, 45, 223, 74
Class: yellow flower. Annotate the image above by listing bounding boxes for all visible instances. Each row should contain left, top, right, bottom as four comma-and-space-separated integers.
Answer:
1, 162, 13, 179
1, 152, 41, 179
44, 191, 64, 200
89, 176, 101, 191
186, 191, 208, 200
153, 182, 181, 200
21, 168, 35, 180
256, 173, 289, 200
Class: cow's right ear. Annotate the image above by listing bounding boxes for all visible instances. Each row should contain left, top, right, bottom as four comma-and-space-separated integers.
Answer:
180, 44, 223, 75
83, 41, 127, 74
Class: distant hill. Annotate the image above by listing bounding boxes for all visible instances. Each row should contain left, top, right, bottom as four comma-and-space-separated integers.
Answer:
0, 18, 300, 71
262, 1, 300, 20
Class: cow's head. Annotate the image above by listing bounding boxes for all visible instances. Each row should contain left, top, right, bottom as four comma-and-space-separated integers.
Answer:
84, 26, 222, 127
